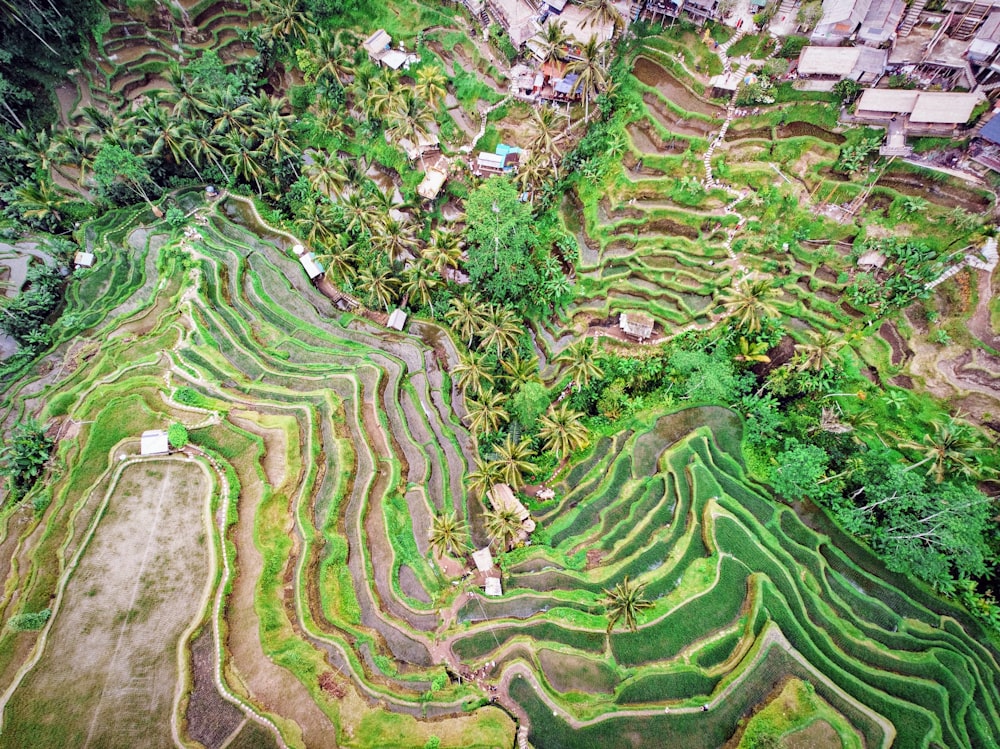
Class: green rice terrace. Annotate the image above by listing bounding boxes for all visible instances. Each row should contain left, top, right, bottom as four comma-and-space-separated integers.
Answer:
1, 1, 1000, 748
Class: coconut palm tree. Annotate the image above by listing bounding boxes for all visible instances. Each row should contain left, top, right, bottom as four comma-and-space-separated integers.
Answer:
9, 125, 59, 174
514, 152, 553, 202
903, 417, 987, 484
414, 65, 448, 109
387, 88, 434, 152
423, 229, 463, 279
53, 129, 98, 187
162, 61, 211, 119
401, 259, 439, 308
446, 292, 487, 347
315, 234, 357, 283
721, 279, 779, 334
567, 35, 609, 122
492, 436, 537, 489
203, 88, 252, 138
223, 134, 267, 195
602, 575, 652, 633
538, 403, 590, 459
305, 150, 348, 199
9, 177, 69, 230
466, 389, 510, 434
528, 106, 566, 177
582, 0, 624, 38
453, 350, 494, 396
293, 198, 338, 248
500, 353, 542, 392
366, 69, 403, 122
484, 506, 523, 552
259, 0, 313, 48
478, 305, 523, 358
555, 338, 604, 389
357, 264, 400, 311
312, 28, 357, 84
254, 103, 298, 168
532, 20, 571, 66
375, 217, 418, 263
428, 511, 469, 557
467, 456, 504, 498
187, 120, 230, 181
794, 330, 846, 372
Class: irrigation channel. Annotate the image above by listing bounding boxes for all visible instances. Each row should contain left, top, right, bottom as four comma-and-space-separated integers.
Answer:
0, 192, 984, 749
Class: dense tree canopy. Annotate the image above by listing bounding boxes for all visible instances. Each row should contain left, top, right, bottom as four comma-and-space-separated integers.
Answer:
463, 178, 541, 308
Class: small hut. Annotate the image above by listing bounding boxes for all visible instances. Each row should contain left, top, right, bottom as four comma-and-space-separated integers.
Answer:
140, 429, 170, 456
619, 311, 654, 341
74, 251, 95, 269
387, 309, 408, 331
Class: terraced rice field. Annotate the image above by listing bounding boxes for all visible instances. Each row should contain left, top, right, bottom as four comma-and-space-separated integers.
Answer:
0, 183, 997, 747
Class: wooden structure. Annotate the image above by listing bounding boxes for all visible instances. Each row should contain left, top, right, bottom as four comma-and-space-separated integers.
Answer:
619, 311, 654, 341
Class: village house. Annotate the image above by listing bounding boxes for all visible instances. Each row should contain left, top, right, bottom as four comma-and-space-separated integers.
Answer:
140, 429, 170, 456
969, 110, 1000, 172
363, 29, 417, 70
292, 244, 324, 281
398, 131, 441, 162
387, 308, 408, 331
475, 143, 523, 176
810, 0, 875, 46
852, 89, 984, 135
417, 156, 449, 201
74, 251, 95, 268
796, 46, 888, 90
628, 0, 721, 27
858, 0, 905, 45
619, 311, 654, 341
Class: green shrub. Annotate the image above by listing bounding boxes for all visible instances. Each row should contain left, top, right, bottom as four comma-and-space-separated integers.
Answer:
168, 422, 188, 448
8, 609, 51, 631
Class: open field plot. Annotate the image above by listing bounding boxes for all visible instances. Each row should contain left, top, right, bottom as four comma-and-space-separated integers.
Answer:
2, 459, 210, 749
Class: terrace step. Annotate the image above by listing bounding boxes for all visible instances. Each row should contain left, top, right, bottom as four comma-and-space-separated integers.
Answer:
898, 0, 927, 37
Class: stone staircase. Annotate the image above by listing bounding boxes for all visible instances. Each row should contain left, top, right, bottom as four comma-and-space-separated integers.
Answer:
517, 724, 530, 749
952, 1, 991, 40
775, 0, 798, 25
898, 0, 927, 37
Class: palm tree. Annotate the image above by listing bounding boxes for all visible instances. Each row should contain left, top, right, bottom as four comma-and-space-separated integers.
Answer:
259, 0, 313, 48
555, 339, 604, 389
466, 389, 510, 434
492, 436, 537, 489
423, 229, 463, 279
602, 575, 652, 633
500, 353, 541, 391
401, 259, 439, 308
467, 456, 504, 498
414, 65, 448, 109
10, 177, 69, 229
478, 305, 523, 358
223, 135, 267, 195
484, 506, 523, 552
515, 152, 553, 202
903, 417, 987, 484
366, 69, 403, 122
428, 511, 469, 558
305, 150, 348, 199
204, 88, 252, 138
722, 279, 779, 334
375, 217, 418, 263
312, 28, 357, 84
734, 336, 771, 364
162, 61, 211, 119
567, 35, 609, 122
293, 198, 338, 248
528, 106, 566, 178
794, 330, 845, 372
357, 265, 400, 311
254, 103, 298, 168
582, 0, 624, 38
446, 292, 486, 347
387, 88, 435, 152
538, 403, 590, 459
532, 20, 571, 66
314, 234, 357, 283
453, 350, 494, 395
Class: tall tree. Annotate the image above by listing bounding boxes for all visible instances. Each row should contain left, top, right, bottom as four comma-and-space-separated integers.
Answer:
567, 35, 609, 122
465, 389, 510, 434
721, 278, 779, 334
429, 511, 469, 558
555, 339, 604, 389
491, 435, 537, 489
602, 575, 652, 633
537, 403, 590, 459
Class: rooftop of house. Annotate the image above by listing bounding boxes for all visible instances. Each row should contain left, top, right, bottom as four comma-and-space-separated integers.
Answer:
363, 29, 391, 56
472, 547, 494, 572
855, 88, 983, 124
140, 429, 170, 456
387, 308, 408, 331
620, 311, 654, 339
978, 111, 1000, 144
798, 46, 887, 77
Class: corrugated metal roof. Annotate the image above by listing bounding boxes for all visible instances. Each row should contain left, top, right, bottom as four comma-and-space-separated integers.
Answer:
976, 9, 1000, 41
363, 29, 391, 55
979, 112, 1000, 145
